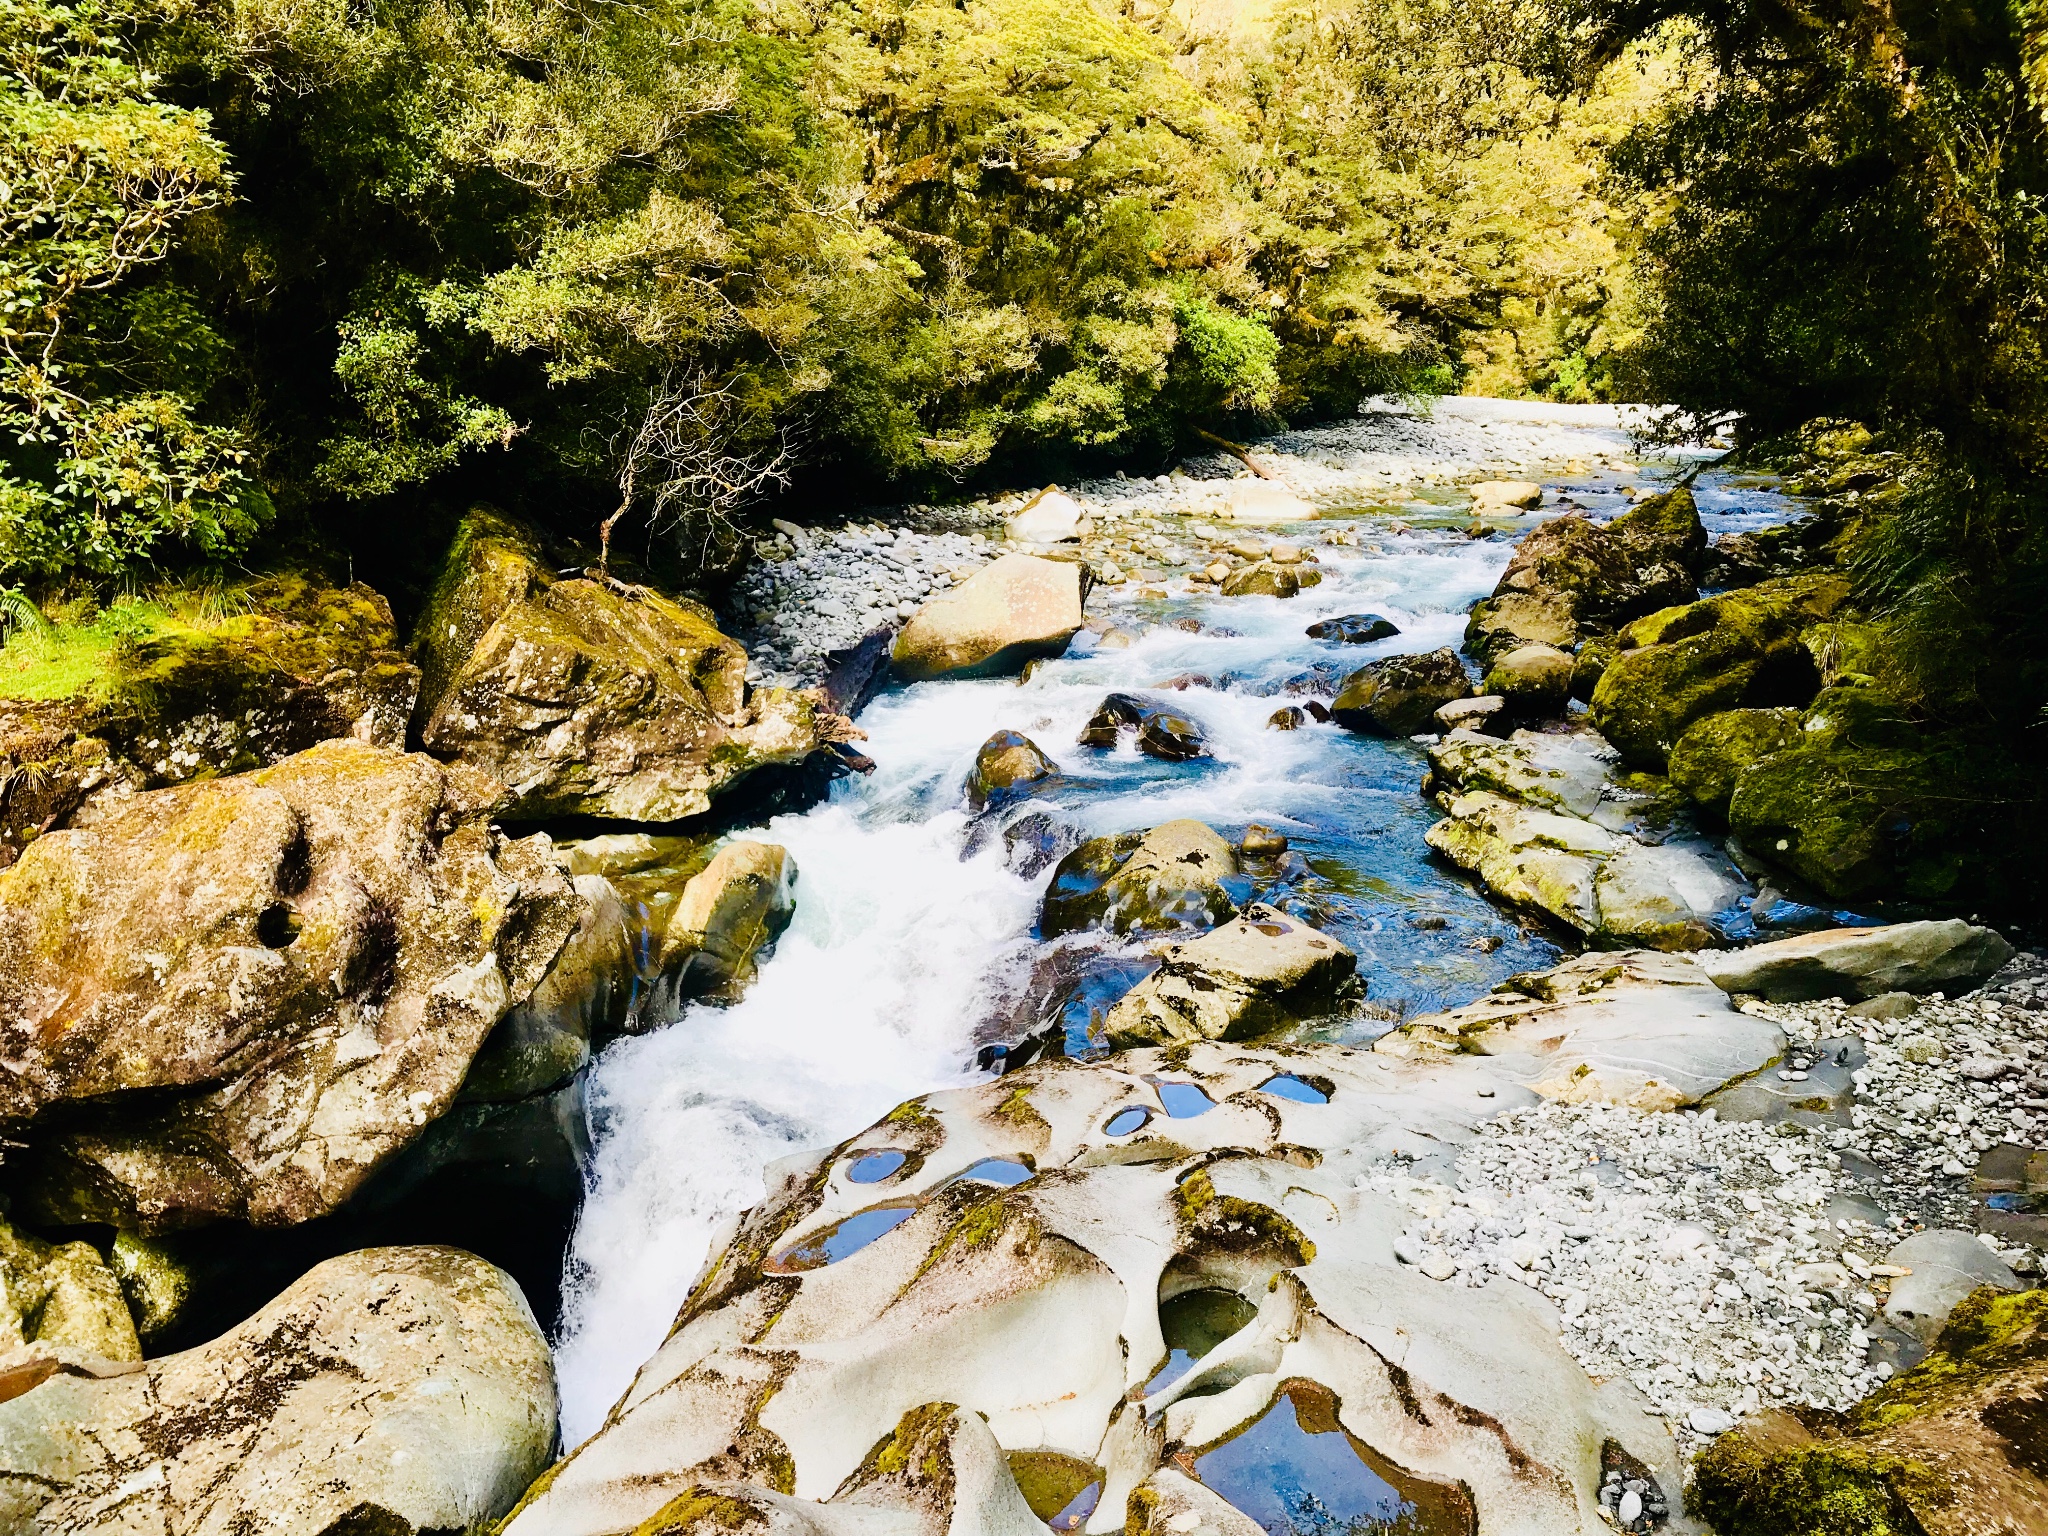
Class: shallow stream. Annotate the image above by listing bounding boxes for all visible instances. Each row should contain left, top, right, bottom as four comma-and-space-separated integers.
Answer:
552, 399, 1802, 1441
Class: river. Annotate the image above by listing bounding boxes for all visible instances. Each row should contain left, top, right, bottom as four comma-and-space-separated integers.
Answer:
551, 397, 1799, 1442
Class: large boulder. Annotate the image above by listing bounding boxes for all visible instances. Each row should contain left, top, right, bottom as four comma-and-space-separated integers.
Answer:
1692, 1286, 2048, 1536
1696, 920, 2016, 1002
0, 1246, 556, 1535
1878, 1230, 2020, 1345
1005, 487, 1091, 544
422, 567, 822, 823
1481, 643, 1574, 714
1463, 488, 1705, 662
1329, 649, 1470, 737
497, 1039, 1693, 1536
892, 555, 1088, 681
1208, 478, 1316, 524
1666, 707, 1802, 819
1040, 821, 1240, 937
1104, 904, 1357, 1045
410, 507, 550, 726
0, 740, 585, 1230
1587, 574, 1848, 770
1219, 561, 1318, 598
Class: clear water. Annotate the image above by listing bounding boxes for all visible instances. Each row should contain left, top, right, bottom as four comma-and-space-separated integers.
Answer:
1146, 1287, 1260, 1394
767, 1201, 920, 1272
1104, 1105, 1155, 1137
1257, 1075, 1330, 1105
1155, 1081, 1217, 1118
952, 1157, 1037, 1187
551, 414, 1795, 1441
846, 1149, 910, 1183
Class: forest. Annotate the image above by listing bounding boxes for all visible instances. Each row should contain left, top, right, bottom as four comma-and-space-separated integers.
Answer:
4, 0, 2047, 878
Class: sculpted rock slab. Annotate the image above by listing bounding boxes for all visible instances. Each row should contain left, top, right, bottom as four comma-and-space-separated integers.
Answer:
1697, 919, 2017, 1001
423, 573, 822, 823
1104, 903, 1356, 1045
0, 740, 584, 1229
0, 1246, 555, 1536
500, 1035, 1696, 1536
893, 555, 1087, 681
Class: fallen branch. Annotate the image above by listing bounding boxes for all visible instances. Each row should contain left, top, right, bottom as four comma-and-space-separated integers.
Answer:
1195, 428, 1277, 481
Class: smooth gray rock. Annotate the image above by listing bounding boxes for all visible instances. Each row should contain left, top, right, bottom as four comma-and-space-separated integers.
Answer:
1698, 920, 2016, 1001
1880, 1229, 2019, 1344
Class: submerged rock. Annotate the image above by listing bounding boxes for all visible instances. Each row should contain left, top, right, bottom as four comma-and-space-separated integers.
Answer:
893, 554, 1088, 681
1040, 821, 1240, 936
1696, 920, 2016, 1001
0, 740, 584, 1229
0, 1246, 555, 1535
1305, 614, 1399, 644
1104, 904, 1357, 1046
1329, 649, 1470, 737
499, 1038, 1695, 1536
1077, 694, 1210, 762
423, 569, 823, 824
1692, 1286, 2048, 1536
1464, 488, 1706, 663
968, 730, 1060, 808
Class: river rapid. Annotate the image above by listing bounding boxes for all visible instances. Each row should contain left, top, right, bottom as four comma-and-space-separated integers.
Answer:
551, 398, 1800, 1442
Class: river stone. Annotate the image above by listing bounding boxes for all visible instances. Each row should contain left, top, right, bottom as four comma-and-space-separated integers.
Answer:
1464, 488, 1705, 663
1693, 1287, 2048, 1536
1696, 919, 2017, 1001
1666, 707, 1801, 818
1219, 561, 1307, 598
1077, 694, 1210, 762
1424, 791, 1738, 951
422, 572, 822, 823
0, 740, 585, 1230
1880, 1230, 2020, 1345
893, 555, 1088, 681
967, 730, 1059, 808
1482, 643, 1574, 713
498, 1039, 1688, 1536
0, 1246, 555, 1535
1005, 487, 1092, 544
1587, 573, 1847, 770
1329, 649, 1470, 736
0, 1216, 140, 1363
1104, 904, 1357, 1045
1040, 821, 1239, 937
1211, 479, 1316, 524
652, 840, 798, 1001
1425, 728, 1615, 819
1434, 695, 1505, 734
1469, 479, 1543, 511
1378, 950, 1786, 1111
1305, 614, 1400, 643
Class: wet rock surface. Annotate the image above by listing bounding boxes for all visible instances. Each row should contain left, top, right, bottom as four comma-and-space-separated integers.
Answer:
1077, 693, 1212, 762
1103, 903, 1357, 1045
1329, 648, 1471, 737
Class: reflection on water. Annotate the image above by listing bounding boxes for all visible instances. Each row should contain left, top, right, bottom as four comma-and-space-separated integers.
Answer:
1192, 1381, 1474, 1536
1147, 1287, 1260, 1395
1258, 1075, 1330, 1105
767, 1202, 919, 1272
1009, 1452, 1104, 1532
846, 1149, 909, 1183
1155, 1081, 1217, 1118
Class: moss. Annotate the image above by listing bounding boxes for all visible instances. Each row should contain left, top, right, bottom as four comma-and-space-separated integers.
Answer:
1172, 1168, 1315, 1265
993, 1084, 1050, 1136
1852, 1287, 2048, 1432
1667, 708, 1802, 818
628, 1488, 769, 1536
490, 1454, 568, 1534
1692, 1428, 1938, 1536
914, 1187, 1038, 1281
884, 1099, 940, 1135
1122, 1484, 1161, 1536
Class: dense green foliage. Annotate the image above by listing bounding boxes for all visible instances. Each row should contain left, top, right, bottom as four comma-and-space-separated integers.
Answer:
0, 0, 1681, 597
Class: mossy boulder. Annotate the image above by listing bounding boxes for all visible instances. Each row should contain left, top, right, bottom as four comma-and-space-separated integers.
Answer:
1723, 691, 1991, 903
1667, 708, 1802, 819
409, 506, 549, 727
1464, 487, 1705, 662
1220, 560, 1320, 598
423, 573, 822, 823
0, 1214, 142, 1362
0, 740, 584, 1230
1691, 1286, 2048, 1536
1482, 643, 1574, 714
1588, 574, 1848, 769
1330, 648, 1471, 736
1040, 820, 1240, 936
